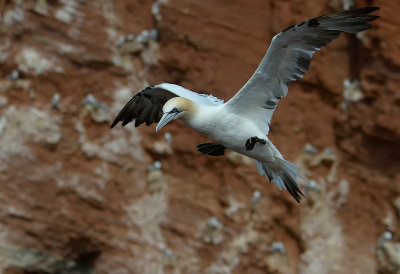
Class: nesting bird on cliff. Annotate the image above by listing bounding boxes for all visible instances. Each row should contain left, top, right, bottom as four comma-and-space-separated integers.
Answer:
111, 7, 379, 202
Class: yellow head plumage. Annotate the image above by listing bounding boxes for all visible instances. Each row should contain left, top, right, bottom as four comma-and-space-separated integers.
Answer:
156, 97, 196, 131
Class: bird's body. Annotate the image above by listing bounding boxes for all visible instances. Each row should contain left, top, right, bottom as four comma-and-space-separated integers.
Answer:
179, 99, 274, 161
111, 7, 379, 202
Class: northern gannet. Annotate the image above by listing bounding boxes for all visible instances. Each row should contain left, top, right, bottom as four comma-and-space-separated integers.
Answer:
111, 7, 379, 202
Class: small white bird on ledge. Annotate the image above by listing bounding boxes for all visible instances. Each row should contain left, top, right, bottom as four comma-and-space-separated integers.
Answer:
111, 7, 379, 202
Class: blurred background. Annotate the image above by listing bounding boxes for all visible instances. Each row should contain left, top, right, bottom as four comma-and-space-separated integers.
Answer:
0, 0, 398, 273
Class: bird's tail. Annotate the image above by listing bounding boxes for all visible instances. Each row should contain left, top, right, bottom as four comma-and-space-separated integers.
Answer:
255, 157, 305, 202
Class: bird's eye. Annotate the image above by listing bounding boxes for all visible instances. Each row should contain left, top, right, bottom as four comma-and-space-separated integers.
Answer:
170, 107, 179, 113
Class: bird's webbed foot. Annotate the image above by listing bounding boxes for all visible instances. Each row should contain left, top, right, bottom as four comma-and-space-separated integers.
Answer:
197, 143, 226, 156
245, 136, 267, 151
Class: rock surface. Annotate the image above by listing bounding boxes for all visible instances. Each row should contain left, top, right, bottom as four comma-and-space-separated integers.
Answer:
0, 0, 398, 273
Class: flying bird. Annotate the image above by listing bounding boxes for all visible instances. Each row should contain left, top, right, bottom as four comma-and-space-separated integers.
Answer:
111, 7, 379, 202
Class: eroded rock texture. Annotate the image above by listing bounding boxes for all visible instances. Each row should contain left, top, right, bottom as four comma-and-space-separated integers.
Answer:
0, 0, 398, 273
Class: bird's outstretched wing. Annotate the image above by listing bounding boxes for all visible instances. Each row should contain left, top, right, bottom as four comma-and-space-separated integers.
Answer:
224, 7, 379, 132
111, 83, 223, 128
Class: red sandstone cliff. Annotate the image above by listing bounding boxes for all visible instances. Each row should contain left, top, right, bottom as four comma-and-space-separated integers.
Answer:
0, 0, 399, 273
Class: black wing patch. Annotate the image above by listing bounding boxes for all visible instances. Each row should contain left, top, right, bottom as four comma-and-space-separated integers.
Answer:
110, 86, 178, 129
196, 143, 226, 156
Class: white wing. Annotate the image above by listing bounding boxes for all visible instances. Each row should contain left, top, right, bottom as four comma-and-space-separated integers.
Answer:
224, 7, 379, 132
157, 83, 224, 106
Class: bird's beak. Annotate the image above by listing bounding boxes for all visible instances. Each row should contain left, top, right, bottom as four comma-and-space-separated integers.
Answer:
156, 113, 176, 132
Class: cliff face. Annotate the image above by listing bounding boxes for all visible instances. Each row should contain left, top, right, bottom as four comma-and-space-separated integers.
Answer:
0, 0, 399, 273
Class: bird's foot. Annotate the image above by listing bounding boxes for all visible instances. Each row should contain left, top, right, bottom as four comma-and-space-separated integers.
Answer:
245, 137, 267, 151
197, 143, 226, 156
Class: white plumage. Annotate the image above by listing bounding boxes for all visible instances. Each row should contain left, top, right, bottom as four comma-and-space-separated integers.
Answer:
111, 7, 379, 202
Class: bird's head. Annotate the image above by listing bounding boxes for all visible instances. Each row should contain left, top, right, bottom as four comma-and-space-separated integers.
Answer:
156, 97, 193, 132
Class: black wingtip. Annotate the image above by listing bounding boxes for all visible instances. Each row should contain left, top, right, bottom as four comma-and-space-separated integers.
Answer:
365, 6, 380, 13
110, 120, 118, 129
359, 7, 380, 19
122, 118, 133, 127
110, 85, 178, 130
347, 6, 380, 15
319, 6, 380, 19
110, 117, 130, 129
367, 15, 380, 22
